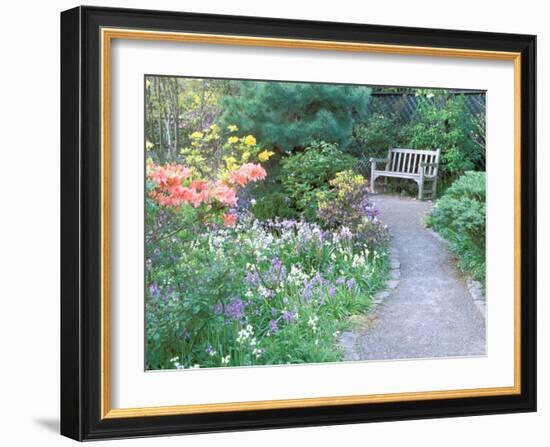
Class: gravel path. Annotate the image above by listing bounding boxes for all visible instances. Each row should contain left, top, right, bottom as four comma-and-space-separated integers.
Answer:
345, 195, 486, 361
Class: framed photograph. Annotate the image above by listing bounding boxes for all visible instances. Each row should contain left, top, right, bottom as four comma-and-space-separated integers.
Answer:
60, 5, 536, 441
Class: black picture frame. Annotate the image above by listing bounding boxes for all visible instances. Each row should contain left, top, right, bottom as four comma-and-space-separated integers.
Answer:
61, 5, 536, 441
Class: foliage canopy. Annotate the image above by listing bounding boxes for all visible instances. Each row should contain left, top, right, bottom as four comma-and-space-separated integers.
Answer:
221, 81, 371, 152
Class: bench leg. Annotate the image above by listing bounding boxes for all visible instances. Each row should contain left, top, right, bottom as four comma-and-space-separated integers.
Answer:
418, 179, 424, 200
371, 174, 377, 194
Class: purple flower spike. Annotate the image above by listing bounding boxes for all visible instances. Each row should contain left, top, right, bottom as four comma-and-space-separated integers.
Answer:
269, 319, 278, 334
225, 297, 245, 320
282, 310, 296, 324
314, 271, 324, 285
246, 270, 260, 286
302, 281, 313, 301
270, 257, 282, 270
149, 283, 161, 299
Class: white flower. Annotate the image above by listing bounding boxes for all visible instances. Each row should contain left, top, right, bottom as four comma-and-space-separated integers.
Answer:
308, 315, 319, 332
170, 356, 182, 369
221, 355, 231, 365
308, 315, 319, 326
258, 285, 272, 298
288, 264, 309, 287
352, 252, 369, 268
237, 325, 255, 344
237, 329, 250, 344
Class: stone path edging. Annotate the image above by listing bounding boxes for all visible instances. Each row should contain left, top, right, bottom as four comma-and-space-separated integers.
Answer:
373, 248, 401, 305
427, 228, 486, 319
339, 248, 401, 361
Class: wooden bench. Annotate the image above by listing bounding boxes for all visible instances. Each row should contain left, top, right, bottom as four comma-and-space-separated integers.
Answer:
370, 148, 441, 200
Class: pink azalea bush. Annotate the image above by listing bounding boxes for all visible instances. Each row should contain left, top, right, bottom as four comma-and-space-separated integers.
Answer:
147, 160, 266, 227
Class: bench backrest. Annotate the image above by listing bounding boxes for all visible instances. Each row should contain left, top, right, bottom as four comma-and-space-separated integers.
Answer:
386, 148, 440, 176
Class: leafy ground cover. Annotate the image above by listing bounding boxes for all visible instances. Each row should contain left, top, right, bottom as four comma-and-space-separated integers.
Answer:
426, 171, 486, 285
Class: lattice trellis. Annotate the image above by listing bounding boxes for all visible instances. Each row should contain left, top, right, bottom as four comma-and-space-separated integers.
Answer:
366, 92, 486, 125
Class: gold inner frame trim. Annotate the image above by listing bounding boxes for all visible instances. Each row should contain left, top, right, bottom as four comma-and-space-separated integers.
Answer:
100, 27, 522, 419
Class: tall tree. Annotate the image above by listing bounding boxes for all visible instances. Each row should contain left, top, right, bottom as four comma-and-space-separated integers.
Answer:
221, 81, 371, 152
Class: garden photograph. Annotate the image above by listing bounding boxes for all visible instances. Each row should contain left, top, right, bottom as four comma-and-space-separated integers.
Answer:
144, 75, 486, 371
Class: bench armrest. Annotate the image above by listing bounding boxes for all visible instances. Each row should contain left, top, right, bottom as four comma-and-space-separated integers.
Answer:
419, 162, 439, 178
419, 162, 438, 167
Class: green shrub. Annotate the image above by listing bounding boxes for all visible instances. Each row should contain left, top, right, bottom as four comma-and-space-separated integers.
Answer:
251, 192, 297, 220
442, 170, 486, 202
280, 141, 357, 220
349, 113, 405, 160
427, 171, 486, 283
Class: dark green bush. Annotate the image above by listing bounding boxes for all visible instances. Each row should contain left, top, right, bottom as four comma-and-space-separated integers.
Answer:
427, 171, 486, 283
251, 192, 297, 220
280, 141, 357, 220
349, 113, 405, 160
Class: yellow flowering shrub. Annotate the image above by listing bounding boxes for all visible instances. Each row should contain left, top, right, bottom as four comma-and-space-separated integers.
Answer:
244, 135, 257, 146
190, 131, 204, 140
225, 156, 238, 171
258, 150, 274, 162
329, 170, 368, 199
180, 123, 268, 179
